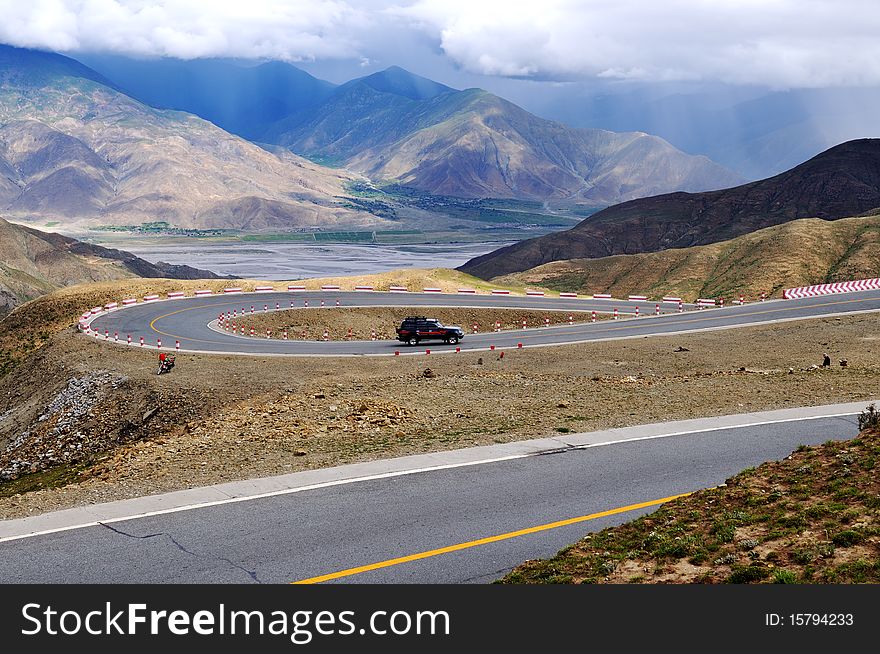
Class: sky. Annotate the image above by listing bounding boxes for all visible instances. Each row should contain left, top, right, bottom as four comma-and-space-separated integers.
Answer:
2, 0, 880, 90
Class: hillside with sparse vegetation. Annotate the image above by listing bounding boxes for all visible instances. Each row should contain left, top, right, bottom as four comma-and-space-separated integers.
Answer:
494, 214, 880, 301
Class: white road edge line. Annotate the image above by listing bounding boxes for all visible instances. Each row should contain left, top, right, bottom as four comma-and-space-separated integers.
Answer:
0, 409, 864, 544
567, 412, 858, 451
0, 453, 528, 544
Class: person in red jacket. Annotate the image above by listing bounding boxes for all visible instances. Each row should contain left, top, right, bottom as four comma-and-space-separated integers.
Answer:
157, 351, 174, 374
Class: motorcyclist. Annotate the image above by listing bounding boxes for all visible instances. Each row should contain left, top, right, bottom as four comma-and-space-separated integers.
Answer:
157, 351, 175, 374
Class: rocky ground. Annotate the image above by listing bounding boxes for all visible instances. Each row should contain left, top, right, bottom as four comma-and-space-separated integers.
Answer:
1, 371, 129, 481
0, 285, 877, 519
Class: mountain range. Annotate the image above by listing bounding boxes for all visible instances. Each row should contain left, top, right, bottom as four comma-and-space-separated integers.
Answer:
75, 54, 743, 206
0, 45, 374, 232
265, 69, 743, 203
75, 54, 336, 142
460, 139, 880, 279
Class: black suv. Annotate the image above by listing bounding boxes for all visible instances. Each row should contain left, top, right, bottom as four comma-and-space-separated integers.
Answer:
396, 316, 464, 345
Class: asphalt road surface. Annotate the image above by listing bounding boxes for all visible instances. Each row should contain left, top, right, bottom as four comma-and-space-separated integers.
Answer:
0, 406, 865, 583
85, 289, 880, 356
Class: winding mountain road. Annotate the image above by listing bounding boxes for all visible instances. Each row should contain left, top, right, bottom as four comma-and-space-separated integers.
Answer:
83, 289, 880, 356
27, 289, 877, 582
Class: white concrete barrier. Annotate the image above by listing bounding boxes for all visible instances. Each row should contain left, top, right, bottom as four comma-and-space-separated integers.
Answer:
783, 277, 880, 299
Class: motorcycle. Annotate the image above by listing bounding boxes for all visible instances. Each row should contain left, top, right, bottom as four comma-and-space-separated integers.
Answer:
157, 354, 176, 375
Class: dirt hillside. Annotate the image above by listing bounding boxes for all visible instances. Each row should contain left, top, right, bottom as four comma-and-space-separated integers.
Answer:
461, 139, 880, 279
0, 218, 220, 315
494, 214, 880, 301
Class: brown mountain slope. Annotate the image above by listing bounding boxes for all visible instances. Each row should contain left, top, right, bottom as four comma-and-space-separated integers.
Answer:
0, 46, 374, 231
494, 214, 880, 301
461, 139, 880, 279
272, 77, 742, 203
0, 218, 220, 314
347, 90, 742, 203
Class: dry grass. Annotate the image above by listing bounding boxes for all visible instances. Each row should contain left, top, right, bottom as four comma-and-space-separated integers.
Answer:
495, 215, 880, 302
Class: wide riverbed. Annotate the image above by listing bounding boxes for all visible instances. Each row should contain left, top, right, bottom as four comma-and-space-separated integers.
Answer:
106, 240, 511, 279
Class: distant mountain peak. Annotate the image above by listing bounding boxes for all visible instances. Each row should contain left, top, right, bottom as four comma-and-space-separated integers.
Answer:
355, 66, 456, 101
0, 44, 119, 91
272, 66, 742, 204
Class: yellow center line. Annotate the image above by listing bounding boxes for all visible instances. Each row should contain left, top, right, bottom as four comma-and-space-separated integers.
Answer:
148, 304, 237, 343
292, 492, 691, 584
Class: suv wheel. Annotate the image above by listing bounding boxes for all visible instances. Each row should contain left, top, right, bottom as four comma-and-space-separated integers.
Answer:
446, 335, 459, 345
407, 336, 419, 346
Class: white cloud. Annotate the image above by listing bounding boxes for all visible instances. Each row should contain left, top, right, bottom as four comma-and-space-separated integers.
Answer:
395, 0, 880, 88
0, 0, 371, 61
1, 0, 879, 88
